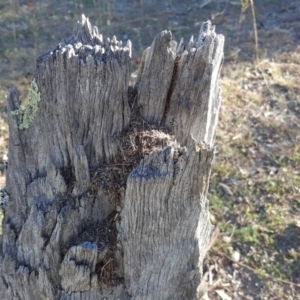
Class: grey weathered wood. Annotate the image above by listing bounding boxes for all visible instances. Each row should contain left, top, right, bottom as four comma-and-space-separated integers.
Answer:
164, 21, 224, 146
0, 15, 224, 300
135, 30, 177, 125
122, 141, 213, 299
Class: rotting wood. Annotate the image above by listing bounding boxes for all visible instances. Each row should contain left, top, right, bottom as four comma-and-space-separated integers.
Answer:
0, 15, 224, 300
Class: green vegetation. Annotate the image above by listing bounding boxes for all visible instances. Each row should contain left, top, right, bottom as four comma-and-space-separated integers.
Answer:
11, 79, 41, 129
208, 51, 300, 297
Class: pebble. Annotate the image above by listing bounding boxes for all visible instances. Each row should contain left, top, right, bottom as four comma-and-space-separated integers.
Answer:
232, 263, 240, 269
231, 250, 241, 262
222, 236, 231, 243
209, 213, 216, 224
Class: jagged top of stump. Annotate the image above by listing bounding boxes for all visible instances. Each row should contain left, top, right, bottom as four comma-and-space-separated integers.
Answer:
38, 14, 221, 65
39, 14, 132, 64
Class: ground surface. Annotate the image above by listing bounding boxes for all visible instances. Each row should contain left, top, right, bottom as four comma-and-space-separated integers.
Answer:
0, 0, 299, 299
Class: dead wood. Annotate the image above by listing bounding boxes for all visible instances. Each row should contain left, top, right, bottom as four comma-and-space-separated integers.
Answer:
0, 15, 224, 300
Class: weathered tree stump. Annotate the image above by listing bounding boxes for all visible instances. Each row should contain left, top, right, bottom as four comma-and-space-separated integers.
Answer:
0, 15, 224, 300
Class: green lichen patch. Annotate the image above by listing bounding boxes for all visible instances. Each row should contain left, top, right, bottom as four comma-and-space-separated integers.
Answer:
11, 79, 41, 129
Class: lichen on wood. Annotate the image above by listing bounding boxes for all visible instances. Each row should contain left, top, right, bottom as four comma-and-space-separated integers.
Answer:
11, 79, 41, 129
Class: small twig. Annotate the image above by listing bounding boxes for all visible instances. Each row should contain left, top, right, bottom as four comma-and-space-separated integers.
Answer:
100, 258, 113, 277
203, 225, 220, 257
225, 47, 241, 59
214, 248, 300, 288
106, 163, 132, 167
250, 0, 259, 62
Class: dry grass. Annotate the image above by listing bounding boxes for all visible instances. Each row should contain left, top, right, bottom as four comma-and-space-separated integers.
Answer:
202, 47, 300, 299
88, 87, 178, 202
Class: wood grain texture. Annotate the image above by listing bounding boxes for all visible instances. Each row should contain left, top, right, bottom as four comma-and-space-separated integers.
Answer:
122, 141, 213, 299
164, 21, 224, 147
135, 31, 176, 125
0, 15, 223, 299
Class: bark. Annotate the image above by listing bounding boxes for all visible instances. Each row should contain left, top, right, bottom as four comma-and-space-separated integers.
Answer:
0, 15, 224, 300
